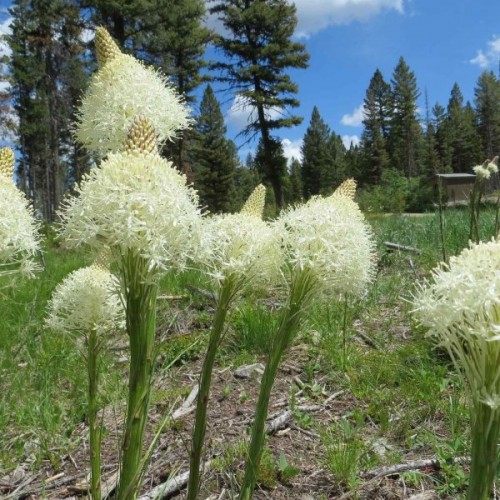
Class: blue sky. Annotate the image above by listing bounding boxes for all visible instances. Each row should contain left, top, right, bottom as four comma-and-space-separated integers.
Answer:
1, 0, 500, 162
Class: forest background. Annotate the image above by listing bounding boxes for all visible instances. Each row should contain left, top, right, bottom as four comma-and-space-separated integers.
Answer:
0, 0, 500, 220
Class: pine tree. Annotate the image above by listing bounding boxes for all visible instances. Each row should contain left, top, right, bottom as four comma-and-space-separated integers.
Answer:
234, 153, 260, 210
474, 70, 500, 159
140, 0, 212, 169
210, 0, 309, 207
288, 157, 303, 204
328, 133, 348, 187
9, 0, 87, 220
254, 136, 288, 209
388, 57, 422, 178
301, 106, 333, 198
432, 102, 452, 173
192, 85, 237, 213
360, 69, 391, 185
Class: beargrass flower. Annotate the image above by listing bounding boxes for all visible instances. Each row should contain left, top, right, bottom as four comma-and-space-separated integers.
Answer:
75, 27, 190, 157
413, 238, 500, 403
46, 262, 124, 500
473, 163, 491, 180
60, 117, 203, 276
187, 184, 281, 500
487, 156, 498, 174
0, 147, 40, 279
276, 195, 376, 298
413, 238, 500, 500
240, 194, 376, 499
46, 264, 125, 336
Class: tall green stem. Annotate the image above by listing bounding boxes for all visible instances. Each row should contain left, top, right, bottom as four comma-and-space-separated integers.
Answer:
187, 277, 237, 500
88, 329, 101, 500
437, 177, 447, 263
239, 269, 315, 499
117, 254, 158, 500
467, 401, 500, 500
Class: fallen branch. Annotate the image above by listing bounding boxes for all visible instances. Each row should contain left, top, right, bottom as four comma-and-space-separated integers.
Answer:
362, 455, 470, 479
138, 462, 213, 500
139, 408, 298, 498
353, 330, 381, 350
171, 385, 199, 420
337, 456, 470, 500
384, 241, 422, 255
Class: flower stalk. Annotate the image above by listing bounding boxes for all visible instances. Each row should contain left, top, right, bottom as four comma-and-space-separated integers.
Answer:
187, 275, 239, 500
468, 401, 500, 500
117, 252, 158, 500
239, 268, 316, 499
87, 328, 102, 500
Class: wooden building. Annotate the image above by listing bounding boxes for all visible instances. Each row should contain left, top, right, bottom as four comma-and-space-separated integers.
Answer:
435, 173, 476, 204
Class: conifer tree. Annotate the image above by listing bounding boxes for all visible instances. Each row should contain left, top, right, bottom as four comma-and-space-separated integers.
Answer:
9, 0, 87, 220
254, 136, 288, 209
288, 157, 303, 203
328, 133, 348, 187
443, 84, 482, 172
141, 0, 212, 168
360, 69, 391, 184
474, 70, 500, 159
432, 102, 452, 173
388, 57, 422, 178
301, 106, 333, 198
192, 85, 237, 213
210, 0, 309, 207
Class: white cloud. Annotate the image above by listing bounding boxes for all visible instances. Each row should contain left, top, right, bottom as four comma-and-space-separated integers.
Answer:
281, 138, 303, 163
341, 104, 365, 127
341, 134, 360, 148
206, 1, 405, 38
470, 35, 500, 69
81, 28, 95, 44
293, 0, 405, 38
225, 93, 281, 130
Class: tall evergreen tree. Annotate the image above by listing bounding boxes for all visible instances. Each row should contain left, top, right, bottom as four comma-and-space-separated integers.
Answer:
328, 133, 347, 187
210, 0, 309, 207
442, 83, 481, 172
192, 85, 237, 213
360, 69, 391, 184
288, 157, 303, 203
301, 106, 333, 198
474, 70, 500, 159
140, 0, 212, 169
388, 57, 422, 178
9, 0, 87, 220
254, 135, 288, 209
432, 102, 452, 173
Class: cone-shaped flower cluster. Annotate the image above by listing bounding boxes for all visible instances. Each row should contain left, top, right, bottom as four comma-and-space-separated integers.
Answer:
332, 178, 357, 200
276, 195, 376, 298
75, 27, 190, 157
60, 118, 203, 276
413, 238, 500, 407
47, 264, 125, 336
203, 185, 281, 288
0, 147, 40, 278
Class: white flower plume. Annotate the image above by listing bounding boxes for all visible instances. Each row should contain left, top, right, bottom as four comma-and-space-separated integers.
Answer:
203, 212, 282, 289
275, 195, 376, 298
0, 170, 41, 279
413, 239, 500, 407
59, 149, 204, 277
46, 265, 125, 336
75, 45, 190, 156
